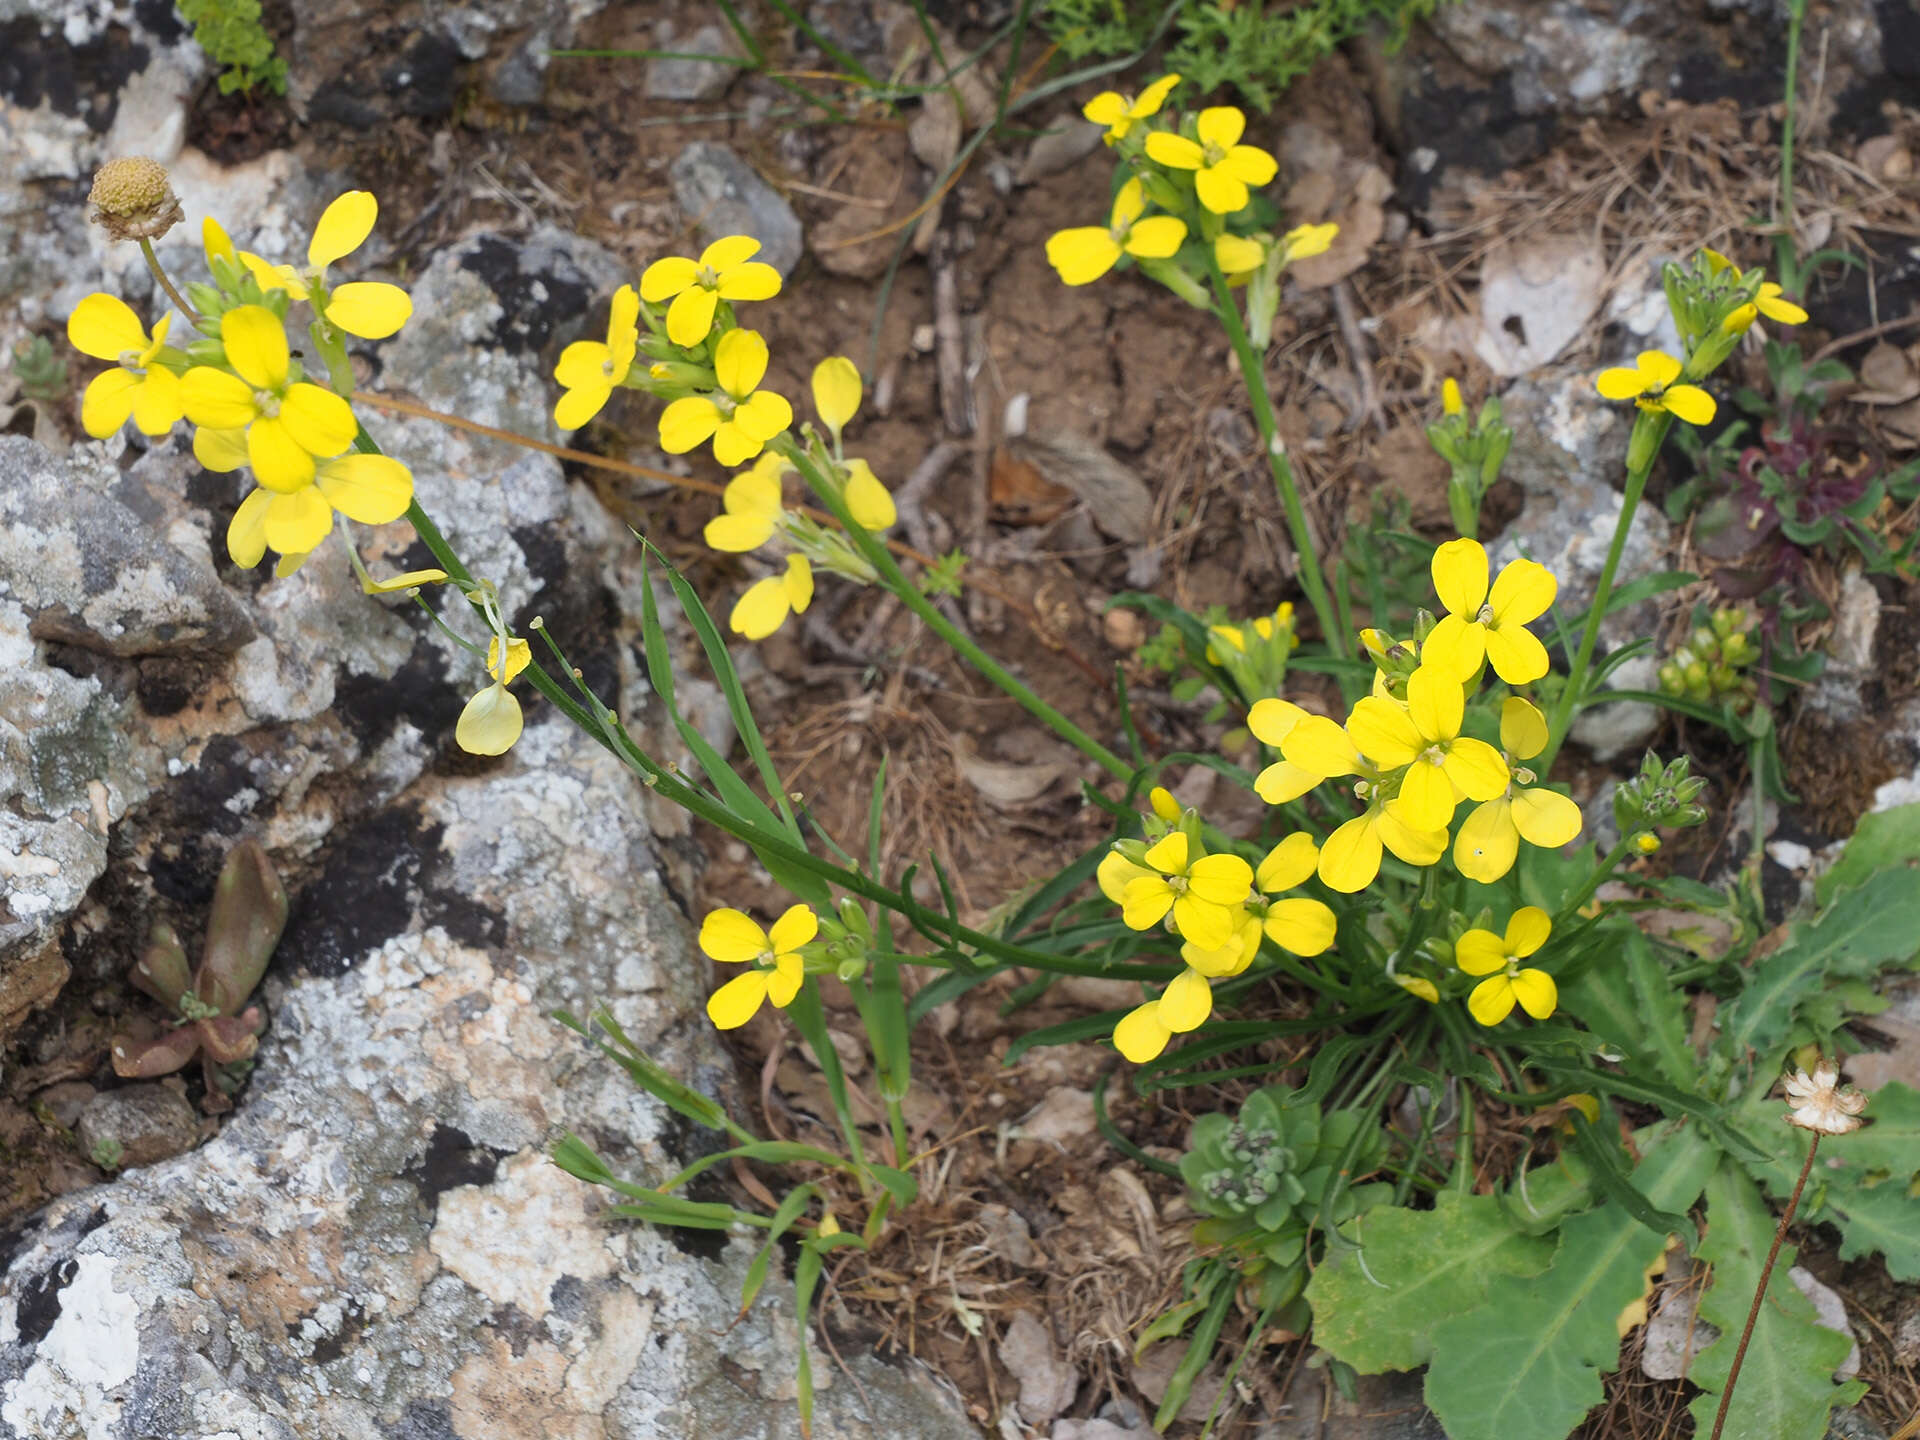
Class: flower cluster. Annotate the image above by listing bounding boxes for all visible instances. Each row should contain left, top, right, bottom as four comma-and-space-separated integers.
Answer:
694, 900, 879, 1031
1042, 76, 1335, 343
67, 188, 417, 578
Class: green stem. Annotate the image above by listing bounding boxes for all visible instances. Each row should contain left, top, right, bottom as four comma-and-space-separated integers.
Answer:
885, 1099, 910, 1169
781, 443, 1134, 781
1204, 258, 1344, 659
1540, 414, 1669, 774
139, 237, 198, 326
1777, 0, 1807, 274
1551, 839, 1636, 931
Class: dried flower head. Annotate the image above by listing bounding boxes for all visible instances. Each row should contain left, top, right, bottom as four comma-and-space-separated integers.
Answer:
1782, 1058, 1867, 1135
87, 157, 184, 242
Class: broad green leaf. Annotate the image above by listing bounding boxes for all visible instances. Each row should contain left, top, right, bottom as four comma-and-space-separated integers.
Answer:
1686, 1162, 1865, 1440
1718, 867, 1920, 1062
1423, 1124, 1719, 1440
1815, 801, 1920, 905
1560, 928, 1696, 1088
1305, 1192, 1555, 1372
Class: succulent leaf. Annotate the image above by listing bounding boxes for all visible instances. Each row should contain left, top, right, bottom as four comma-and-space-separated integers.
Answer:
196, 838, 288, 1016
132, 921, 192, 1007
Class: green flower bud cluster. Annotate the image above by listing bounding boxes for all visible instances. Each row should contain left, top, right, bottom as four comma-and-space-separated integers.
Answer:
1206, 602, 1297, 703
1614, 753, 1710, 839
820, 899, 877, 982
1659, 607, 1760, 711
1662, 250, 1763, 380
1426, 386, 1514, 540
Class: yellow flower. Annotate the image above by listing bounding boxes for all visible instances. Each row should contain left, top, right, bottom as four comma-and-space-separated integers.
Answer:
1595, 350, 1716, 426
1045, 178, 1189, 286
658, 328, 793, 466
456, 636, 532, 756
238, 191, 413, 340
1634, 832, 1662, 855
706, 452, 789, 553
1250, 834, 1337, 956
1214, 233, 1266, 280
731, 553, 813, 640
1442, 377, 1464, 416
1280, 222, 1337, 261
1424, 537, 1558, 685
213, 445, 413, 568
812, 356, 862, 439
841, 457, 898, 531
553, 284, 640, 431
203, 216, 237, 269
1347, 667, 1509, 833
1116, 831, 1253, 951
1276, 713, 1448, 892
1248, 699, 1325, 804
1149, 786, 1182, 823
640, 235, 783, 348
66, 293, 182, 438
1454, 697, 1583, 883
1180, 910, 1262, 977
182, 305, 359, 490
1457, 906, 1556, 1025
1112, 966, 1213, 1063
700, 903, 815, 1029
1083, 72, 1180, 143
1724, 283, 1809, 334
1144, 107, 1278, 216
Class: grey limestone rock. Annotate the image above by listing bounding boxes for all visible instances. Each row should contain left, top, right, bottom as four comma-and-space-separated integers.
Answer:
670, 143, 806, 278
644, 24, 742, 102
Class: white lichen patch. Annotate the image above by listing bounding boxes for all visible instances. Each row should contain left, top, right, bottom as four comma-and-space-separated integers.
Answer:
430, 1151, 620, 1320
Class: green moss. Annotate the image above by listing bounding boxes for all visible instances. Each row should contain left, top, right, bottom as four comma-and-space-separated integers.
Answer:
178, 0, 287, 98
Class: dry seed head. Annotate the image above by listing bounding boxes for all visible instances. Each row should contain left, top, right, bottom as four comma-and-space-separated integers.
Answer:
88, 157, 184, 242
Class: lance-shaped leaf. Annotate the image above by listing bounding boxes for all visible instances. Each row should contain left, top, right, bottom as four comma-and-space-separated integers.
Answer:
1686, 1160, 1865, 1440
196, 838, 288, 1016
132, 922, 192, 1009
1423, 1122, 1719, 1440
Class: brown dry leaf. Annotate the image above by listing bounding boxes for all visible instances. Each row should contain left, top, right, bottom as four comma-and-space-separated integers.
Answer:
1001, 433, 1154, 542
1857, 134, 1914, 181
952, 740, 1070, 809
1855, 342, 1920, 405
989, 443, 1074, 526
1882, 397, 1920, 450
1285, 163, 1390, 291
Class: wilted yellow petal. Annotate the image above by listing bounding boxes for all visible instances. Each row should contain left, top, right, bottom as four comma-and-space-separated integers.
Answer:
843, 460, 895, 531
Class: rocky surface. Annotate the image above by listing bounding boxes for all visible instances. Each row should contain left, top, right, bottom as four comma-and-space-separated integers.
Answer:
670, 143, 807, 277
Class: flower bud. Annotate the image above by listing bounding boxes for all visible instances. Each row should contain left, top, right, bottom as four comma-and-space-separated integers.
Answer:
88, 157, 184, 243
1149, 786, 1181, 823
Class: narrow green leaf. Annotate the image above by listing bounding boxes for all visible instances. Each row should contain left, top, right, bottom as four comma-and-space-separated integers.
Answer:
659, 1140, 850, 1192
741, 1183, 818, 1315
866, 1163, 919, 1207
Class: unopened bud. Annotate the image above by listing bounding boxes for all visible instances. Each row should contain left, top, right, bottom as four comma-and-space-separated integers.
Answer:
1633, 833, 1661, 854
1148, 786, 1181, 823
88, 157, 183, 242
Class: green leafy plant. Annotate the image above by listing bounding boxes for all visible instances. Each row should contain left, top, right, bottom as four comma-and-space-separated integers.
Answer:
10, 335, 68, 405
178, 0, 288, 97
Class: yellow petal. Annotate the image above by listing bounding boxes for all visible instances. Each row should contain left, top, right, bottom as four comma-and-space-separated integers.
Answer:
1442, 378, 1464, 416
314, 452, 413, 524
554, 381, 613, 432
608, 285, 641, 376
714, 327, 770, 399
309, 190, 377, 269
1148, 787, 1181, 822
324, 282, 412, 340
781, 553, 813, 614
1083, 92, 1127, 128
1422, 612, 1486, 682
767, 952, 804, 1008
1636, 350, 1683, 388
730, 573, 795, 640
80, 368, 139, 437
1467, 975, 1516, 1026
1187, 853, 1254, 906
486, 636, 531, 683
1346, 696, 1422, 768
1406, 665, 1462, 743
247, 418, 317, 493
1220, 144, 1278, 186
1213, 233, 1265, 275
1157, 967, 1213, 1032
1483, 621, 1549, 686
700, 908, 770, 963
1194, 166, 1250, 216
67, 292, 149, 360
714, 260, 782, 303
1135, 73, 1180, 114
704, 511, 778, 553
1264, 897, 1335, 957
1500, 696, 1549, 759
639, 254, 699, 302
1398, 976, 1440, 1004
769, 902, 818, 954
730, 389, 793, 445
1505, 905, 1552, 957
1247, 698, 1306, 747
706, 969, 770, 1029
1488, 558, 1557, 627
1282, 222, 1338, 262
1194, 106, 1246, 148
1045, 226, 1124, 286
1595, 366, 1649, 401
665, 285, 720, 348
221, 304, 291, 390
1377, 810, 1448, 867
239, 251, 305, 299
659, 396, 723, 454
1454, 798, 1519, 884
1394, 760, 1456, 833
1454, 928, 1508, 976
261, 484, 332, 554
700, 234, 762, 271
194, 425, 250, 472
812, 356, 862, 433
1512, 787, 1582, 848
1121, 876, 1176, 931
1113, 1001, 1171, 1063
225, 487, 274, 569
1172, 892, 1235, 950
843, 459, 896, 531
1256, 832, 1318, 893
130, 367, 184, 436
1143, 132, 1204, 171
1098, 851, 1155, 904
1443, 737, 1511, 802
1660, 384, 1717, 426
555, 340, 612, 390
203, 216, 237, 268
1317, 815, 1383, 894
1757, 286, 1807, 324
1281, 714, 1363, 777
1431, 537, 1489, 617
1110, 177, 1149, 230
1254, 760, 1322, 805
361, 567, 448, 594
1509, 967, 1557, 1020
1142, 831, 1190, 876
278, 383, 358, 459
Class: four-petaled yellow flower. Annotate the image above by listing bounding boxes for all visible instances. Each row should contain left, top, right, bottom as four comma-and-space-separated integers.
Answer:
1454, 698, 1583, 883
1595, 350, 1716, 426
183, 305, 358, 488
457, 636, 531, 756
238, 191, 413, 340
1280, 222, 1337, 262
1457, 907, 1557, 1025
1277, 714, 1448, 892
705, 452, 789, 553
1248, 698, 1324, 805
701, 903, 815, 1029
1045, 178, 1188, 287
1724, 282, 1809, 334
199, 424, 413, 570
1144, 107, 1278, 215
1083, 73, 1180, 144
553, 284, 639, 430
1249, 833, 1337, 956
1424, 537, 1558, 685
1111, 832, 1252, 951
1112, 966, 1214, 1063
732, 553, 813, 640
1347, 666, 1510, 833
640, 235, 783, 348
66, 293, 182, 438
659, 328, 793, 466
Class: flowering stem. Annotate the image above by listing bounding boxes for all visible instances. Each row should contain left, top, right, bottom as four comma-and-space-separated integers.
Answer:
138, 238, 198, 327
1550, 839, 1635, 932
1539, 412, 1670, 774
780, 444, 1134, 782
1708, 1132, 1819, 1440
1204, 259, 1345, 660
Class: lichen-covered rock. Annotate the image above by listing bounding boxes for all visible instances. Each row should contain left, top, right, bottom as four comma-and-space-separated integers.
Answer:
670, 143, 806, 277
74, 1084, 200, 1171
0, 717, 979, 1440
